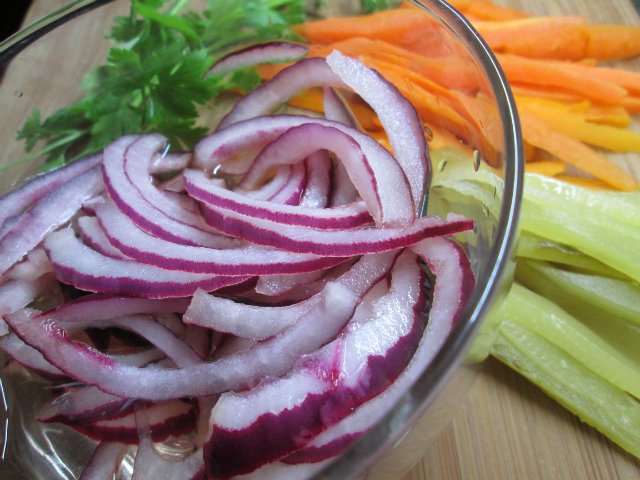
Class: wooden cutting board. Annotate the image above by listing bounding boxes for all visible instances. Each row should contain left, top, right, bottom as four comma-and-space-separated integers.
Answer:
13, 1, 640, 479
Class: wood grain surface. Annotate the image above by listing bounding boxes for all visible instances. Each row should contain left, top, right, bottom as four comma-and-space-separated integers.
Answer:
9, 1, 640, 479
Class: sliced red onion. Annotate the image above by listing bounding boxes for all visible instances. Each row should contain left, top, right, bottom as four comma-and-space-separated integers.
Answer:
79, 442, 129, 480
46, 294, 190, 322
326, 50, 429, 210
102, 136, 236, 249
203, 251, 425, 478
0, 275, 54, 315
77, 215, 130, 259
94, 201, 348, 275
322, 87, 359, 207
263, 162, 307, 206
63, 315, 202, 368
239, 166, 295, 201
299, 152, 331, 209
184, 169, 371, 230
240, 122, 413, 226
0, 167, 103, 275
72, 400, 197, 444
0, 332, 65, 379
183, 288, 322, 340
43, 229, 249, 298
209, 41, 308, 76
6, 253, 395, 401
254, 268, 330, 297
38, 386, 135, 425
322, 87, 361, 130
133, 408, 204, 480
281, 237, 475, 464
218, 57, 346, 129
202, 204, 472, 256
5, 248, 53, 282
0, 153, 102, 231
149, 151, 192, 175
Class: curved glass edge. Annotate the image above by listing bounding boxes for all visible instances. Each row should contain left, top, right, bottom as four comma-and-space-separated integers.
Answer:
311, 0, 524, 478
0, 0, 115, 63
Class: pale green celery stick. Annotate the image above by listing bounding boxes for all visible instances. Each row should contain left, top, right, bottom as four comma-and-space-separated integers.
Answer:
493, 319, 640, 458
465, 291, 508, 363
516, 260, 640, 368
521, 196, 640, 283
503, 283, 640, 399
432, 149, 640, 282
524, 173, 640, 229
516, 260, 640, 329
515, 235, 626, 279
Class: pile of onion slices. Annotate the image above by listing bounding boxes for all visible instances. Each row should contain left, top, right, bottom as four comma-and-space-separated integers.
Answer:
0, 45, 475, 480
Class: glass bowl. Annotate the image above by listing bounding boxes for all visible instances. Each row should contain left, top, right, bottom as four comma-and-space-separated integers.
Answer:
0, 0, 523, 479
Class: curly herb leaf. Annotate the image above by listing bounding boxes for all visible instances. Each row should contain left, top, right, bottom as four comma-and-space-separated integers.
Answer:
14, 0, 306, 173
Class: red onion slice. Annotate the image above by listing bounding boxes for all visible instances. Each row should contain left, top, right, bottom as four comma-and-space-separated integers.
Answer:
46, 294, 190, 322
38, 386, 135, 425
77, 215, 130, 259
102, 136, 236, 249
254, 268, 330, 297
94, 201, 347, 276
239, 122, 413, 226
184, 169, 371, 230
326, 50, 429, 210
72, 400, 197, 444
183, 288, 322, 341
299, 152, 331, 209
63, 315, 202, 368
201, 204, 472, 256
218, 57, 346, 129
149, 151, 192, 175
0, 167, 103, 275
209, 41, 308, 76
282, 237, 476, 464
0, 153, 101, 230
6, 253, 396, 401
203, 250, 425, 478
79, 442, 129, 480
0, 332, 65, 379
43, 229, 249, 298
322, 87, 359, 207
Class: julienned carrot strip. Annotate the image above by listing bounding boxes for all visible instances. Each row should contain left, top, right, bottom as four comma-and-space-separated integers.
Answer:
497, 54, 628, 105
474, 17, 590, 60
446, 0, 528, 21
285, 89, 382, 131
622, 96, 640, 115
518, 105, 638, 191
525, 160, 565, 177
555, 175, 610, 190
517, 97, 640, 153
560, 64, 640, 96
510, 85, 586, 104
582, 105, 631, 129
292, 8, 457, 57
304, 38, 479, 92
584, 24, 640, 60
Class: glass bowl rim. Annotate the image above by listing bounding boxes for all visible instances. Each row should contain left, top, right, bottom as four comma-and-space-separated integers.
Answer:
0, 0, 524, 478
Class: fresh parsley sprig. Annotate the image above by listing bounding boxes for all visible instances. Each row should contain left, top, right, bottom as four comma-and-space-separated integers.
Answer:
13, 0, 305, 173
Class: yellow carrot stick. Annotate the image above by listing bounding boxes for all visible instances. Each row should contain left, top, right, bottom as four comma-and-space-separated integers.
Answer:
518, 105, 638, 191
517, 97, 640, 153
525, 160, 565, 177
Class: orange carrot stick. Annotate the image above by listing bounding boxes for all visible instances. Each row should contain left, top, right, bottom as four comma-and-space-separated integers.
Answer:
446, 0, 528, 21
583, 24, 640, 60
497, 54, 628, 105
518, 105, 637, 191
474, 17, 590, 60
